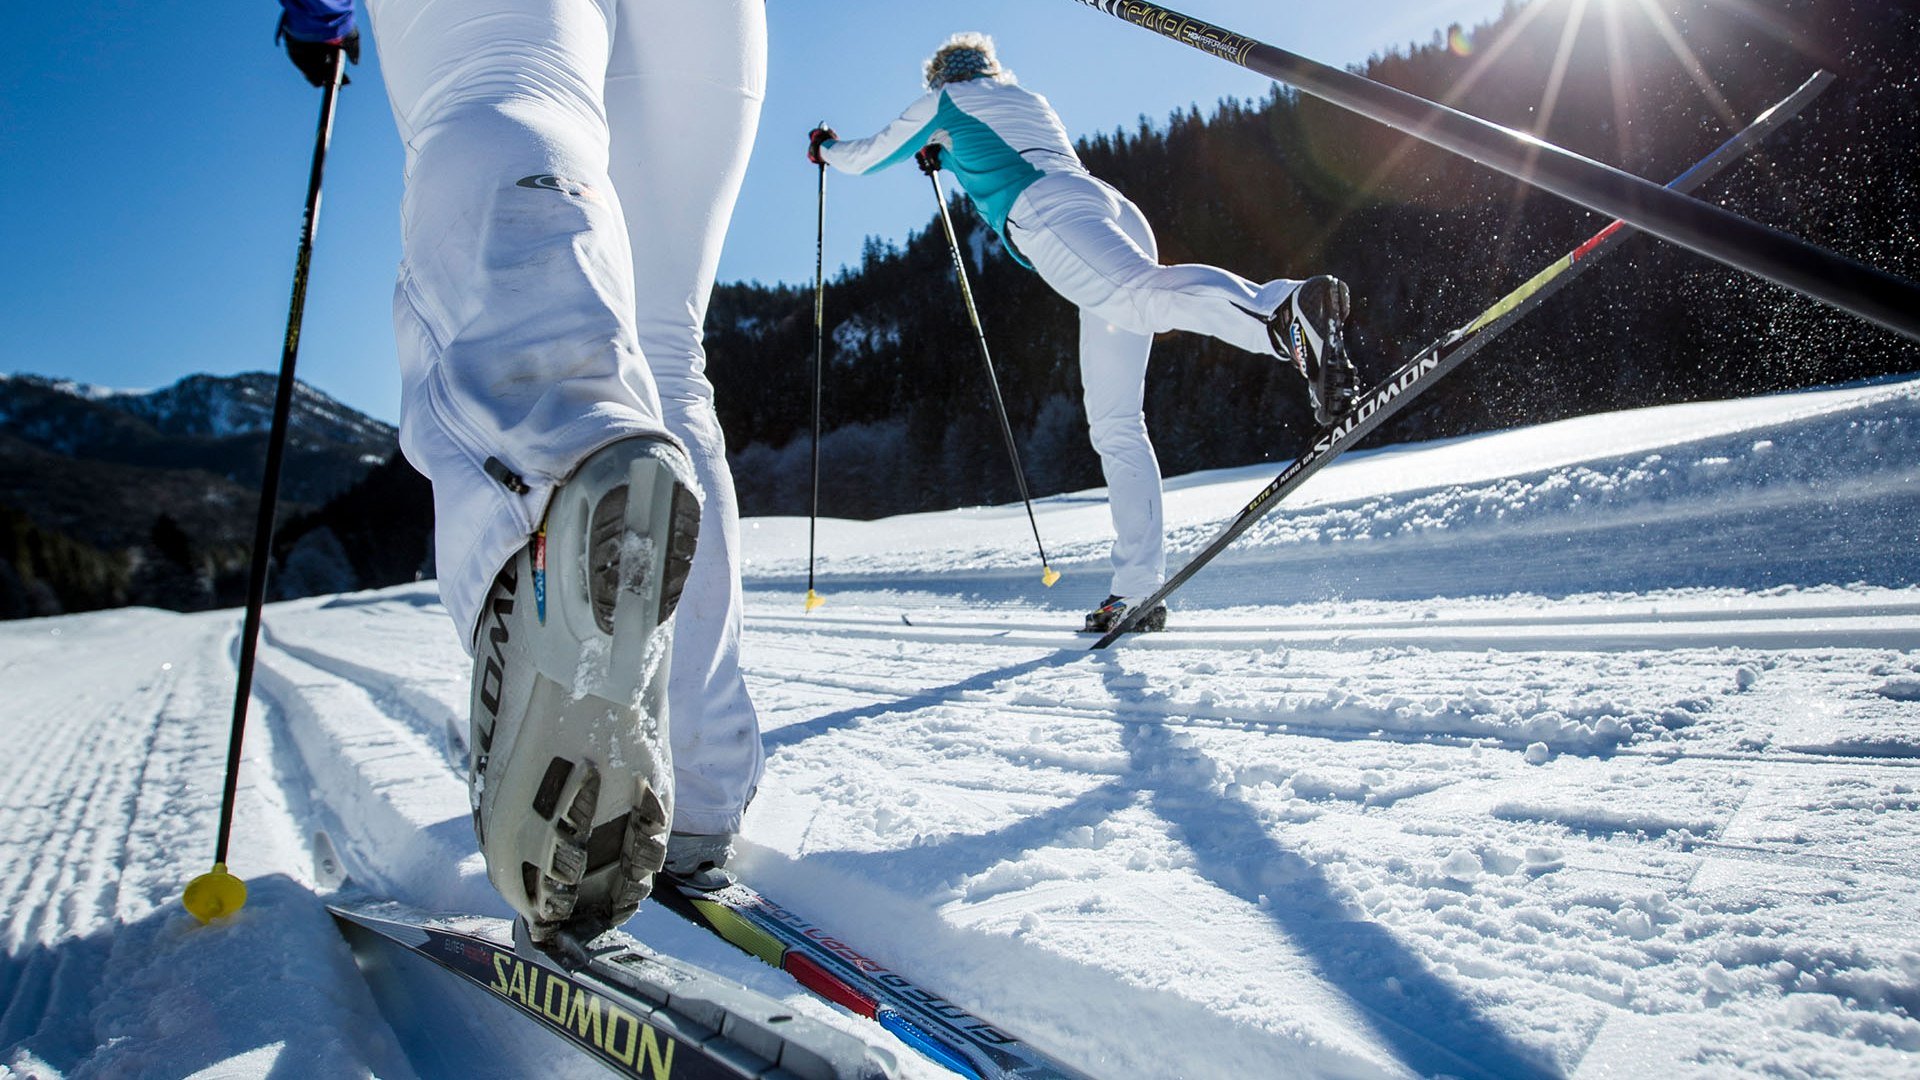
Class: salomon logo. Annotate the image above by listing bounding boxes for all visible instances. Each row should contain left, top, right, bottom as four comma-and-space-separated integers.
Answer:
516, 175, 602, 201
1310, 353, 1443, 454
476, 564, 519, 748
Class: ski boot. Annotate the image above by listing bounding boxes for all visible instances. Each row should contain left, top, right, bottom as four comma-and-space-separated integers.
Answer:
664, 831, 738, 892
1083, 594, 1168, 634
1270, 275, 1358, 426
468, 435, 701, 943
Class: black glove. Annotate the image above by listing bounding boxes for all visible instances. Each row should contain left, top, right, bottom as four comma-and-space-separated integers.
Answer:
279, 17, 360, 87
807, 126, 836, 166
914, 145, 943, 175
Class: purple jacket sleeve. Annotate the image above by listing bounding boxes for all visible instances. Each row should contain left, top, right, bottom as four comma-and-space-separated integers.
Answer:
279, 0, 356, 43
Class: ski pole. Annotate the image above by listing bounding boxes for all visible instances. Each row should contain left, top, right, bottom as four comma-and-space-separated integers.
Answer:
1065, 0, 1920, 345
920, 146, 1060, 588
805, 153, 828, 613
184, 46, 346, 924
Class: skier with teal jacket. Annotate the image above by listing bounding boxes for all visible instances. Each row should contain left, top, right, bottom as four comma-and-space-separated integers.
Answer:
812, 32, 1358, 633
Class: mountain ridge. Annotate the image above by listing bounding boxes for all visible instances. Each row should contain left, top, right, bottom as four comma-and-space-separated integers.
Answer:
0, 371, 406, 618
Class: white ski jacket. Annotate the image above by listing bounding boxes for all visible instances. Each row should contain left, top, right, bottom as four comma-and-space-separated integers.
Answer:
820, 76, 1089, 266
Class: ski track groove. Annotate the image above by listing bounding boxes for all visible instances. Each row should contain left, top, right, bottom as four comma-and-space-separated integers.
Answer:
749, 616, 1920, 653
747, 617, 1920, 770
0, 615, 234, 1062
248, 635, 490, 916
246, 672, 346, 892
774, 596, 1920, 636
8, 666, 164, 950
261, 624, 467, 775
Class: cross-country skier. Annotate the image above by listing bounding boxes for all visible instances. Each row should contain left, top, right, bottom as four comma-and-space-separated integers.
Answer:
276, 0, 763, 937
810, 33, 1359, 634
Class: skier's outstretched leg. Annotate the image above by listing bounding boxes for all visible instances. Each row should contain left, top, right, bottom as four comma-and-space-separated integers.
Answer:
1010, 171, 1357, 422
1010, 173, 1291, 356
606, 0, 767, 875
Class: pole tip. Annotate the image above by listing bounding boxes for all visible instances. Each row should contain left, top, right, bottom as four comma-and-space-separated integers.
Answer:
805, 589, 827, 612
183, 863, 248, 924
1041, 566, 1061, 587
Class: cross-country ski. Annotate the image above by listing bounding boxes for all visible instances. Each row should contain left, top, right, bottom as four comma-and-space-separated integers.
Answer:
658, 877, 1089, 1080
329, 898, 898, 1079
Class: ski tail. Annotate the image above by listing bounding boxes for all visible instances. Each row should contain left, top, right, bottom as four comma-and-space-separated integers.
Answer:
328, 898, 900, 1080
1091, 70, 1834, 648
659, 880, 1087, 1080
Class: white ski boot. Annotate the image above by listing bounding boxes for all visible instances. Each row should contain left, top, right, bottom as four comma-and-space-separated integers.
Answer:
468, 435, 700, 942
664, 831, 738, 892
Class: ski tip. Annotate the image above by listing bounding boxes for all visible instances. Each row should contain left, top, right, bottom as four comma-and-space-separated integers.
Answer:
183, 862, 248, 924
805, 589, 826, 612
1041, 565, 1061, 587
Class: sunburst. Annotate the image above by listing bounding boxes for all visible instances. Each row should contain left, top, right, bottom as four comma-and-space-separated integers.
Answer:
1310, 0, 1765, 266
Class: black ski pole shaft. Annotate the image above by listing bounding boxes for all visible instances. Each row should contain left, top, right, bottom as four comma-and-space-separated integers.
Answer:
806, 159, 827, 612
1067, 0, 1920, 345
208, 50, 345, 887
925, 164, 1059, 587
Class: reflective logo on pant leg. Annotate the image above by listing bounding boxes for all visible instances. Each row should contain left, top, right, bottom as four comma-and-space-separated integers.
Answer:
516, 175, 603, 201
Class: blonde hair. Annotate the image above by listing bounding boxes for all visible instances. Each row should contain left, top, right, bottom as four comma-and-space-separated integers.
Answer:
924, 32, 1010, 89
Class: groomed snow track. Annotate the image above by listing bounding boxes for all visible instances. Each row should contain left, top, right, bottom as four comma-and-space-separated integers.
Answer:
3, 377, 1917, 1077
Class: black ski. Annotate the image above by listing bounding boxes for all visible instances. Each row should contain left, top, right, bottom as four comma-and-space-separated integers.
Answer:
1092, 71, 1833, 647
329, 899, 898, 1079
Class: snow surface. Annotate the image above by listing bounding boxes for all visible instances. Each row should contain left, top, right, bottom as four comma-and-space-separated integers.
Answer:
3, 376, 1918, 1078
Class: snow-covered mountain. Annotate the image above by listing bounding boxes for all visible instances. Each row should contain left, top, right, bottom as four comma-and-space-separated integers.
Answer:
106, 373, 394, 450
2, 376, 1916, 1078
0, 372, 403, 617
0, 372, 395, 493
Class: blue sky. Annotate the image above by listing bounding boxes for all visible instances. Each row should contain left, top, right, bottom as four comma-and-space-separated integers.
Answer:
1, 0, 1514, 424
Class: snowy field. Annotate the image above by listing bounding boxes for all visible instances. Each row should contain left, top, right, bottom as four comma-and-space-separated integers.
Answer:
3, 375, 1918, 1078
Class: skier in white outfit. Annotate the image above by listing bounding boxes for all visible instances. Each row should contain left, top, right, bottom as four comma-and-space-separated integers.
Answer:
277, 0, 764, 936
812, 33, 1358, 633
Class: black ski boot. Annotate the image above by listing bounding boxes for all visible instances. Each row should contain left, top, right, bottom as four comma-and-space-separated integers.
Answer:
1082, 594, 1168, 634
1270, 275, 1358, 426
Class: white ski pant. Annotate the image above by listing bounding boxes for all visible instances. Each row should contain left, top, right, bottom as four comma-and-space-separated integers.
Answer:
366, 0, 766, 833
1006, 172, 1299, 598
